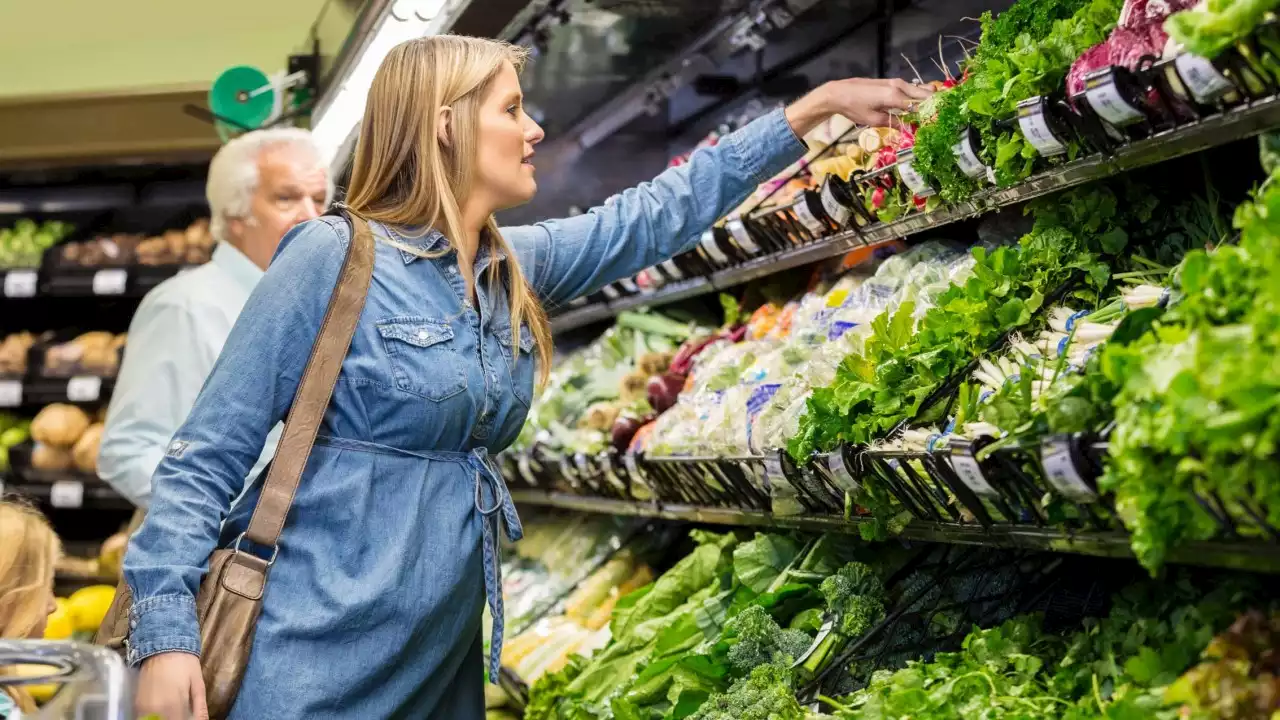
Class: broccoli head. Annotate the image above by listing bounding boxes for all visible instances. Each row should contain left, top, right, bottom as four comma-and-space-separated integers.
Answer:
723, 605, 815, 675
688, 662, 806, 720
799, 563, 888, 680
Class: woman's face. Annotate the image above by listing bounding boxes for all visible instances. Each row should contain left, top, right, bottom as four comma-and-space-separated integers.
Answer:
472, 60, 545, 212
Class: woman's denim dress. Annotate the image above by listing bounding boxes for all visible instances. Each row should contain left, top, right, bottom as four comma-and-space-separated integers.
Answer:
122, 109, 804, 718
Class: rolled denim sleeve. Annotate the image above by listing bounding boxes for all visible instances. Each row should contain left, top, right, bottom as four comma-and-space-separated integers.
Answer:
122, 219, 347, 665
501, 108, 806, 307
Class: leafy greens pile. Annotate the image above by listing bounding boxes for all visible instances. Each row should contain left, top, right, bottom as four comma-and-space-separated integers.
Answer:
1100, 161, 1280, 572
790, 183, 1149, 488
911, 0, 1122, 201
525, 531, 892, 720
1165, 0, 1280, 59
821, 574, 1263, 720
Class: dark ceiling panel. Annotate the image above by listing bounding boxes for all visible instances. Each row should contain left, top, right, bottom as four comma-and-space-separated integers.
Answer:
516, 0, 751, 135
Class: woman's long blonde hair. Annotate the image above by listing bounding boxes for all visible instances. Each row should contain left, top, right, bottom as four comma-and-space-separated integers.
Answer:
345, 34, 552, 385
0, 500, 61, 713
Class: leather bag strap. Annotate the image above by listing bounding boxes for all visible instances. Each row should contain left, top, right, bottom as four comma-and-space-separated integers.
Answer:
244, 212, 375, 547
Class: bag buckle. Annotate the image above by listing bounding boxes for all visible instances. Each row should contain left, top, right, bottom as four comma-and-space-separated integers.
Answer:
232, 532, 279, 568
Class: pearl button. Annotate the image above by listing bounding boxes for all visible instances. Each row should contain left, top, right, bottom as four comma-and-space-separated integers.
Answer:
418, 331, 428, 340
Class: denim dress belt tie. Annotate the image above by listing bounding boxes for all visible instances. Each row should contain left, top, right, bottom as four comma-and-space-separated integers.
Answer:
465, 447, 524, 678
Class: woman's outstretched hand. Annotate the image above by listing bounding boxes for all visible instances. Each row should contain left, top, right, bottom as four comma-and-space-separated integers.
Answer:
786, 77, 934, 136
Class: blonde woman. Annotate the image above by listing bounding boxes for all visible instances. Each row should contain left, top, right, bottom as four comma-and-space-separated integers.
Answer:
125, 34, 929, 719
0, 501, 62, 718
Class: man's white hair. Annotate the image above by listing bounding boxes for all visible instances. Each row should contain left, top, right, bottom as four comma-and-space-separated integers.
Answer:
206, 127, 334, 243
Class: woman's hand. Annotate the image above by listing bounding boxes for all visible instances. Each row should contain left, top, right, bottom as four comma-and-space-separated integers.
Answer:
135, 652, 208, 720
786, 77, 934, 136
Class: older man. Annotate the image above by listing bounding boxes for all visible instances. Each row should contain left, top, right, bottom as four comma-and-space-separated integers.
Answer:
99, 128, 332, 508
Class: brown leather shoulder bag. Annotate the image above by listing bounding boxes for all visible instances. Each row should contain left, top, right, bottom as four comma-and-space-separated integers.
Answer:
94, 212, 376, 718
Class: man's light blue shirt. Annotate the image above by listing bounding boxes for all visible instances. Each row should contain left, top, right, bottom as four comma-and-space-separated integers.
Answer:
98, 242, 282, 507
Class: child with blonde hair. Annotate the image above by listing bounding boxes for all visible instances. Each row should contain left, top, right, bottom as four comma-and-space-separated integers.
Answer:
0, 499, 62, 718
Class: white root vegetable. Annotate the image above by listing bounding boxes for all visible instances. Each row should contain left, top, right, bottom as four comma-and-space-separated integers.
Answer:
1122, 284, 1166, 309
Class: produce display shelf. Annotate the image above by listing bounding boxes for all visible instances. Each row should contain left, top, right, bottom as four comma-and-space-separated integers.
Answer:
0, 475, 133, 512
509, 490, 1280, 574
0, 375, 115, 408
547, 92, 1280, 333
0, 264, 194, 300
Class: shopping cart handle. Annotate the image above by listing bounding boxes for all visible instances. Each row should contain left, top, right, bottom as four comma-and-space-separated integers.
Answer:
0, 640, 134, 720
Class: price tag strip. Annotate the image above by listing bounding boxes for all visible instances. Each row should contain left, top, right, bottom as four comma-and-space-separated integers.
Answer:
558, 457, 581, 489
725, 218, 761, 254
824, 450, 860, 494
949, 449, 999, 498
66, 376, 103, 402
895, 153, 936, 198
92, 268, 128, 296
1040, 435, 1097, 503
1084, 70, 1145, 128
3, 269, 38, 298
600, 453, 626, 492
50, 480, 85, 509
516, 454, 539, 487
762, 452, 806, 516
820, 179, 852, 227
574, 453, 594, 488
792, 196, 827, 236
1017, 97, 1068, 157
952, 133, 989, 180
700, 230, 731, 265
1175, 53, 1232, 104
658, 259, 684, 281
0, 379, 21, 408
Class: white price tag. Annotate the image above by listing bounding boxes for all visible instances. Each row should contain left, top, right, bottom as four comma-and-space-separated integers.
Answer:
792, 197, 826, 236
517, 454, 538, 487
952, 137, 988, 179
949, 452, 998, 498
1018, 103, 1067, 157
618, 277, 639, 294
825, 451, 860, 493
761, 454, 785, 484
726, 219, 761, 254
601, 453, 626, 492
623, 453, 641, 479
92, 269, 128, 295
1176, 53, 1232, 103
896, 158, 935, 197
601, 284, 620, 300
658, 259, 684, 281
0, 379, 21, 407
4, 270, 38, 298
820, 181, 852, 227
1085, 76, 1145, 127
66, 375, 102, 402
50, 480, 84, 509
1040, 436, 1096, 502
699, 230, 730, 264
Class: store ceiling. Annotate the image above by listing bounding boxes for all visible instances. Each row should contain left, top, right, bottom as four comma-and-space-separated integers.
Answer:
516, 0, 750, 135
0, 0, 358, 171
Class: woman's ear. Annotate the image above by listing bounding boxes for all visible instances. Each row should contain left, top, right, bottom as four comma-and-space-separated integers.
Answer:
437, 106, 453, 148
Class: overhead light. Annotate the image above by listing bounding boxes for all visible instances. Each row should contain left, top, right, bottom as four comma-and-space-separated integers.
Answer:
311, 0, 471, 169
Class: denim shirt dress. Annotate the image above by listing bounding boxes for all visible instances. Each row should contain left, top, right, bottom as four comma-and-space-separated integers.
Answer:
122, 109, 805, 719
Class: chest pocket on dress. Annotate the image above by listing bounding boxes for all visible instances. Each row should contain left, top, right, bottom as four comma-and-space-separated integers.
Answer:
377, 318, 468, 401
494, 324, 535, 407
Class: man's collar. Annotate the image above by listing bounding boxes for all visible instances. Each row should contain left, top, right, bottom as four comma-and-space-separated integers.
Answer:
211, 241, 265, 292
